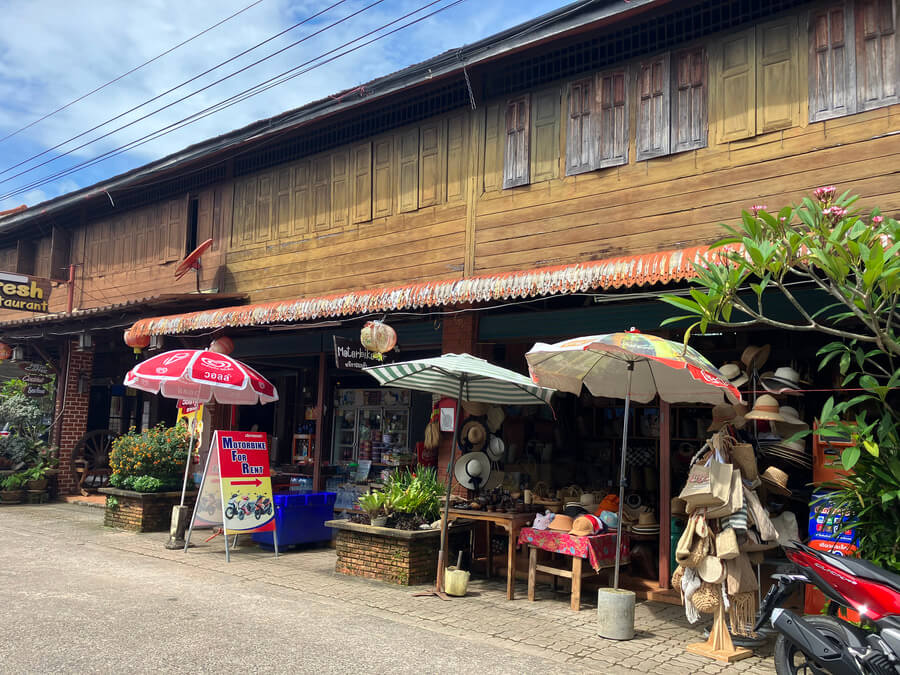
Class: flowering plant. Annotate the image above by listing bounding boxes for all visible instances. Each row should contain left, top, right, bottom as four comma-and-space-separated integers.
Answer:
108, 423, 189, 492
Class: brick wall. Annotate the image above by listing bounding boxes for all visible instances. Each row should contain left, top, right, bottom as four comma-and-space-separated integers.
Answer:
439, 312, 478, 499
334, 527, 469, 586
102, 490, 195, 532
54, 340, 94, 494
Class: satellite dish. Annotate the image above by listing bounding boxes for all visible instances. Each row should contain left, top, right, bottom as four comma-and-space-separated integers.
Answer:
175, 238, 213, 290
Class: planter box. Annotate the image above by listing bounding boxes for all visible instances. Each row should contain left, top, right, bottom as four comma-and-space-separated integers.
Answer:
99, 487, 197, 533
326, 519, 472, 586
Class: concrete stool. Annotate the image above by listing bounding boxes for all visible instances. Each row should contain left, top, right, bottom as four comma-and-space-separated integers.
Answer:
597, 588, 635, 640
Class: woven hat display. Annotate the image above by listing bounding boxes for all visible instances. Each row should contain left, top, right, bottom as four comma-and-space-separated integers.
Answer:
761, 366, 805, 395
719, 363, 748, 388
453, 451, 491, 490
744, 394, 787, 422
741, 344, 771, 371
485, 405, 505, 433
549, 514, 574, 532
457, 418, 488, 453
760, 466, 792, 496
697, 555, 726, 583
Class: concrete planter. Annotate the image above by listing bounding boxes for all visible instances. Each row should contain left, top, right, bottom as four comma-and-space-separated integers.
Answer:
99, 487, 197, 533
326, 520, 471, 586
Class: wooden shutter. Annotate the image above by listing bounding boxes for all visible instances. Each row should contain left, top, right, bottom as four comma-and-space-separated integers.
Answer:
566, 78, 594, 175
234, 178, 255, 246
292, 160, 310, 234
352, 142, 372, 223
373, 137, 393, 218
312, 156, 331, 231
809, 5, 857, 121
166, 200, 183, 261
672, 47, 708, 153
503, 96, 530, 188
398, 128, 419, 213
855, 0, 899, 110
758, 17, 801, 133
637, 55, 670, 160
483, 104, 503, 191
446, 113, 466, 201
598, 69, 629, 167
255, 173, 273, 243
275, 167, 292, 239
716, 29, 757, 141
419, 121, 444, 208
331, 150, 349, 230
531, 87, 560, 182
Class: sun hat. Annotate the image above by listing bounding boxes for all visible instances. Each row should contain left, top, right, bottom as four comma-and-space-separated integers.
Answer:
637, 510, 659, 527
697, 555, 726, 583
777, 406, 806, 426
740, 344, 771, 371
708, 403, 739, 431
744, 394, 786, 422
569, 514, 605, 536
549, 514, 574, 532
485, 434, 505, 461
719, 363, 749, 388
461, 400, 489, 416
760, 466, 792, 496
761, 367, 805, 395
453, 451, 491, 490
457, 418, 488, 453
485, 405, 505, 433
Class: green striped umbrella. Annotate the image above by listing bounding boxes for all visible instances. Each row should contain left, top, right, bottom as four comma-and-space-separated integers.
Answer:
365, 353, 554, 599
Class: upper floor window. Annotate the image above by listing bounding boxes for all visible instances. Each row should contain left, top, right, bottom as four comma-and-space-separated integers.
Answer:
809, 0, 899, 122
503, 96, 530, 188
565, 70, 629, 176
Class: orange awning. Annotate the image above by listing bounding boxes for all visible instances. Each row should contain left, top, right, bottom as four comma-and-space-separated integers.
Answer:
126, 244, 721, 338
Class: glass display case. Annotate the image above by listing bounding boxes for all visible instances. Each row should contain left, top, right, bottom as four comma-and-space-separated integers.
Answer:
330, 388, 411, 466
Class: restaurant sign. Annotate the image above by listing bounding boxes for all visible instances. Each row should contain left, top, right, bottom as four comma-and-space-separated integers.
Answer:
0, 272, 51, 313
333, 335, 387, 370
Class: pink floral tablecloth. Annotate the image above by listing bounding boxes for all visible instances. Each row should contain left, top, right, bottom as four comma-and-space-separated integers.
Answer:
517, 527, 630, 572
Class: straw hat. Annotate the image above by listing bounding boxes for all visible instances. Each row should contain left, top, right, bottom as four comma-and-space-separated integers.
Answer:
778, 406, 806, 426
549, 514, 574, 532
744, 394, 786, 422
461, 400, 489, 416
671, 496, 688, 517
761, 367, 805, 395
458, 418, 488, 453
485, 435, 505, 461
719, 363, 749, 388
486, 405, 505, 433
697, 555, 726, 583
760, 466, 792, 496
453, 451, 491, 490
569, 514, 604, 537
741, 344, 771, 371
636, 510, 659, 528
708, 403, 738, 431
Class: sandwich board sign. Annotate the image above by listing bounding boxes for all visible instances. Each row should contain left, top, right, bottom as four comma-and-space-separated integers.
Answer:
185, 430, 278, 561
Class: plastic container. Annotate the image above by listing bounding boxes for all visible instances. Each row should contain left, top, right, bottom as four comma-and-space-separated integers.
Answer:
252, 492, 337, 549
444, 567, 470, 596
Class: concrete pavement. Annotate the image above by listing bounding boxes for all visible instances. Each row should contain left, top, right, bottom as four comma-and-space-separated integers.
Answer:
0, 503, 777, 674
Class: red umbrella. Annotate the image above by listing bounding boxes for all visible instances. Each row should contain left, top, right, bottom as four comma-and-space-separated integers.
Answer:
124, 349, 278, 405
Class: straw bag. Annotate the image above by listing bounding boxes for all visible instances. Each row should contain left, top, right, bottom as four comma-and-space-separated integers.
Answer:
725, 551, 759, 595
679, 459, 731, 510
731, 442, 758, 482
675, 512, 709, 568
691, 582, 721, 614
743, 486, 778, 541
707, 468, 744, 519
716, 527, 740, 560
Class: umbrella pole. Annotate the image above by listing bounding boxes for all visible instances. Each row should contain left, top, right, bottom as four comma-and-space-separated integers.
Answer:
613, 362, 634, 590
179, 426, 197, 507
166, 424, 198, 550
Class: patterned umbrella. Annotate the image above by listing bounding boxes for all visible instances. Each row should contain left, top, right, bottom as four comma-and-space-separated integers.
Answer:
526, 331, 741, 588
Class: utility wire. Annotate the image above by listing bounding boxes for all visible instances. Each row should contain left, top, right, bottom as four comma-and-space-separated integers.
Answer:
0, 0, 361, 183
0, 0, 467, 201
0, 0, 269, 146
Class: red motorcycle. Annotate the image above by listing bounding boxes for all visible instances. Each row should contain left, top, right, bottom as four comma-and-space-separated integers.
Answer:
756, 541, 900, 674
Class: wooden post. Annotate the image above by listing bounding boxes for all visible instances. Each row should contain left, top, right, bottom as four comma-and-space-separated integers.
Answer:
312, 351, 327, 492
571, 556, 583, 611
659, 399, 671, 589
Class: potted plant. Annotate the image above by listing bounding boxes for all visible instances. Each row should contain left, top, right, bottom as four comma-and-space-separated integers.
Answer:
0, 472, 28, 503
358, 490, 388, 526
23, 463, 50, 491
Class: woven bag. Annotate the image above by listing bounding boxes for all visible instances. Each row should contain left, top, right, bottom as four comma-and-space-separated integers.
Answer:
716, 527, 740, 560
691, 582, 720, 614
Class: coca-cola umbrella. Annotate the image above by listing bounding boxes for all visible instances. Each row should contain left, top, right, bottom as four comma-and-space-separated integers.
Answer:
123, 348, 278, 514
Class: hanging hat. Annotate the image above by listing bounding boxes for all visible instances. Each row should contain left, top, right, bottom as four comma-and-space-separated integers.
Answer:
453, 451, 491, 490
461, 400, 489, 416
697, 555, 726, 584
744, 394, 786, 422
708, 403, 738, 431
761, 367, 805, 395
740, 344, 771, 371
719, 363, 749, 388
457, 418, 488, 453
549, 514, 574, 532
486, 405, 505, 433
777, 406, 805, 426
760, 466, 792, 496
485, 435, 505, 461
569, 514, 605, 537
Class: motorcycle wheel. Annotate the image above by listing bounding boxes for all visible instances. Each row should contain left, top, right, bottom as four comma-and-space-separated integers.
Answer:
225, 506, 236, 519
238, 510, 244, 520
773, 615, 864, 675
255, 511, 261, 520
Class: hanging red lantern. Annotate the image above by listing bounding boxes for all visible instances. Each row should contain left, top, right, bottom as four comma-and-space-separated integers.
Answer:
124, 330, 151, 355
209, 336, 234, 355
360, 320, 397, 360
0, 342, 12, 361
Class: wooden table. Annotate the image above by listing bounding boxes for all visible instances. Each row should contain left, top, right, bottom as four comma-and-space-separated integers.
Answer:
446, 509, 533, 600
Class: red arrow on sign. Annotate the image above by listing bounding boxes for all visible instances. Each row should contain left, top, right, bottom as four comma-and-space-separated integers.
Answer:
231, 478, 262, 487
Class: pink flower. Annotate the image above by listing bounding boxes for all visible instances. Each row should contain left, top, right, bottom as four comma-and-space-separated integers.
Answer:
814, 186, 836, 202
824, 206, 847, 220
750, 204, 768, 216
873, 215, 884, 224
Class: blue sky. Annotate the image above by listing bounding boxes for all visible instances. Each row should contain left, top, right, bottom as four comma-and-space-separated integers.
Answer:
0, 0, 569, 211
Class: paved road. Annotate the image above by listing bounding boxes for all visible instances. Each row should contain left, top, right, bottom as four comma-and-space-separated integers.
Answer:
0, 505, 570, 674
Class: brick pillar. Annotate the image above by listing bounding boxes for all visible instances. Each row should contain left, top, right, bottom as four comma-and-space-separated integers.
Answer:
54, 340, 94, 494
438, 312, 478, 499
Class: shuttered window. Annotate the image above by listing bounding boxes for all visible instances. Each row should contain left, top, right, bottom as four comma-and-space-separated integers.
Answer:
566, 78, 594, 175
855, 0, 899, 109
672, 48, 708, 153
809, 6, 856, 120
598, 69, 629, 167
637, 55, 670, 160
502, 96, 530, 188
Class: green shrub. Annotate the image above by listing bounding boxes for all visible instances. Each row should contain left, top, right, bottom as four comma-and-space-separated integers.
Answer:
130, 475, 163, 493
1, 472, 28, 491
109, 423, 189, 487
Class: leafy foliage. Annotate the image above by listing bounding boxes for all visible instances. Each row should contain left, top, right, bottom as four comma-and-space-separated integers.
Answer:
0, 392, 51, 466
357, 465, 443, 525
1, 472, 28, 491
109, 423, 189, 488
660, 188, 900, 571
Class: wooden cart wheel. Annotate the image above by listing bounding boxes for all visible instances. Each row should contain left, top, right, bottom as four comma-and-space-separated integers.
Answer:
71, 429, 119, 495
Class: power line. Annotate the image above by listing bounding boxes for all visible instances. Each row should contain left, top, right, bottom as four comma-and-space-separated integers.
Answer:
0, 0, 468, 201
0, 0, 362, 184
0, 0, 269, 146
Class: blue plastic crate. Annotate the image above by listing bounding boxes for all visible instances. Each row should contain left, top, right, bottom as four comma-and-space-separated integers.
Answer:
252, 491, 336, 549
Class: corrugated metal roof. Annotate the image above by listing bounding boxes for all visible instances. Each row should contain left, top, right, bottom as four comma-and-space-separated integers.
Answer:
126, 245, 726, 338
